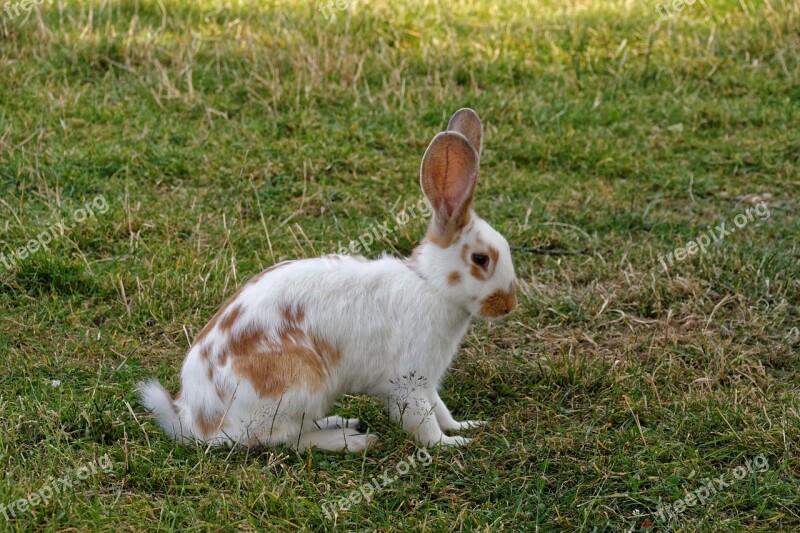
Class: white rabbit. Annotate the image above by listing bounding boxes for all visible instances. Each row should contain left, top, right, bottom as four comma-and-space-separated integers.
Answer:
139, 108, 517, 452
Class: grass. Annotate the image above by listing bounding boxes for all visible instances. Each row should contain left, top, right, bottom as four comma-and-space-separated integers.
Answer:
0, 0, 798, 530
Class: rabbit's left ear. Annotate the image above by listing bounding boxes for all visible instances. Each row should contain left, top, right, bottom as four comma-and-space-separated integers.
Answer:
447, 108, 483, 156
420, 131, 479, 241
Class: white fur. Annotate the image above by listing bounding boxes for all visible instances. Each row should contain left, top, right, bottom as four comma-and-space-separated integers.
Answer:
138, 109, 517, 452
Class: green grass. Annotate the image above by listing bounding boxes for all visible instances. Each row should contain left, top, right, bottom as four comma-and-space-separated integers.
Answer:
1, 0, 799, 530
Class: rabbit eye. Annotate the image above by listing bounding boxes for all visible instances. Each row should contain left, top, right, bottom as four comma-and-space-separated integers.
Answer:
471, 253, 489, 269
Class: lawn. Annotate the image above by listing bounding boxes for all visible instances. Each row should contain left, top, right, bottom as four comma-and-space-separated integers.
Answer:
0, 0, 798, 530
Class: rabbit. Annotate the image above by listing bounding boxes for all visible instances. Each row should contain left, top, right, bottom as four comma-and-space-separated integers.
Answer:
138, 108, 517, 452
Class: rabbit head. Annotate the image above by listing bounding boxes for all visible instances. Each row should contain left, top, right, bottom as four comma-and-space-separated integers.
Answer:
410, 108, 517, 320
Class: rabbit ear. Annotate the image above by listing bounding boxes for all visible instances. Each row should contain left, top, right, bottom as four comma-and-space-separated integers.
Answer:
447, 108, 483, 155
420, 131, 479, 241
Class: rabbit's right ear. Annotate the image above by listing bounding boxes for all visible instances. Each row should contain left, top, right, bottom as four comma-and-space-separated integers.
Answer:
447, 108, 483, 156
420, 132, 479, 243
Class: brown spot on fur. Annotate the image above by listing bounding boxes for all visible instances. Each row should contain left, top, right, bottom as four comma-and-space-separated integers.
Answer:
207, 365, 214, 381
447, 271, 461, 285
228, 328, 263, 363
191, 262, 291, 348
215, 383, 226, 401
487, 246, 499, 270
219, 304, 244, 332
196, 410, 224, 438
470, 264, 487, 281
192, 296, 237, 348
479, 286, 517, 317
281, 303, 305, 326
228, 305, 341, 398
